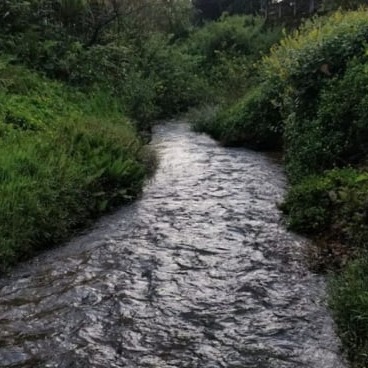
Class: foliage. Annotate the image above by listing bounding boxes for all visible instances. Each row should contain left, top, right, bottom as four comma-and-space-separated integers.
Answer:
0, 58, 150, 270
187, 15, 276, 60
226, 9, 368, 181
187, 15, 283, 140
329, 256, 368, 368
193, 83, 283, 149
186, 15, 282, 96
0, 0, 200, 126
198, 10, 368, 158
281, 168, 368, 244
262, 9, 368, 118
285, 59, 368, 181
130, 34, 210, 119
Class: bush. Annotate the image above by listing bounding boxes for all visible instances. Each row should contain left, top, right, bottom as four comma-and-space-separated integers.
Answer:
262, 10, 368, 119
329, 256, 368, 368
195, 83, 283, 149
188, 15, 281, 64
186, 15, 282, 98
282, 168, 368, 247
252, 10, 368, 182
285, 59, 368, 181
0, 58, 150, 270
133, 34, 210, 118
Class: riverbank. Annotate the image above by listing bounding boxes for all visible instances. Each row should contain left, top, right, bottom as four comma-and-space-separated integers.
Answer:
191, 9, 368, 367
0, 58, 152, 271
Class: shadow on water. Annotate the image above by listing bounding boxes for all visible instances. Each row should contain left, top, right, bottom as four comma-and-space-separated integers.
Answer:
0, 122, 347, 368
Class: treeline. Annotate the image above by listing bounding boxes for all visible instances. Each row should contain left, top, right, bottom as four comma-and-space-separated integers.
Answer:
192, 0, 368, 20
0, 0, 285, 127
0, 0, 197, 124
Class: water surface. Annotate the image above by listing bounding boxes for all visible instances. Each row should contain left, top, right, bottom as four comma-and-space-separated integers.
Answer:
0, 123, 346, 368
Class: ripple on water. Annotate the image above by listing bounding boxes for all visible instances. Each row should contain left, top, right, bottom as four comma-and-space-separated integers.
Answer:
0, 122, 346, 368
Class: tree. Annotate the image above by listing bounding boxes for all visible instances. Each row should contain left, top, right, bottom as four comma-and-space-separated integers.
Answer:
192, 0, 263, 20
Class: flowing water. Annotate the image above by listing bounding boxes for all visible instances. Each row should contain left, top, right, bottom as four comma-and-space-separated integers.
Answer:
0, 122, 346, 368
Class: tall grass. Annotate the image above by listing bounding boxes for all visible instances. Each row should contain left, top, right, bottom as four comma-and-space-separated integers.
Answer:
0, 58, 151, 270
329, 257, 368, 368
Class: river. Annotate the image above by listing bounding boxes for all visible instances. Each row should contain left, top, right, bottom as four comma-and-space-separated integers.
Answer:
0, 122, 346, 368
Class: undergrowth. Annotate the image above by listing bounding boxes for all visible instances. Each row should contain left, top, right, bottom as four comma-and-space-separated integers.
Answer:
0, 58, 151, 270
190, 9, 368, 367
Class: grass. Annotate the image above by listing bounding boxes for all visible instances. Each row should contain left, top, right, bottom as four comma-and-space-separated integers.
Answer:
281, 167, 368, 367
329, 256, 368, 368
0, 57, 152, 271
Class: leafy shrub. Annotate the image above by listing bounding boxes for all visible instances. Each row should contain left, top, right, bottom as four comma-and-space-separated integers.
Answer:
282, 168, 368, 247
0, 58, 150, 270
252, 10, 368, 182
188, 15, 281, 63
186, 15, 282, 97
284, 58, 368, 181
197, 83, 283, 149
262, 10, 368, 119
329, 256, 368, 368
133, 34, 210, 118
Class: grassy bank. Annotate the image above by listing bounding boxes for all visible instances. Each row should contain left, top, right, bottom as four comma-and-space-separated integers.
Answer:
192, 9, 368, 367
0, 58, 151, 271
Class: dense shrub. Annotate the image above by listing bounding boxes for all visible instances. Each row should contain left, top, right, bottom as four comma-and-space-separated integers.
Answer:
132, 35, 210, 118
186, 15, 282, 98
329, 257, 368, 368
0, 1, 210, 126
187, 15, 283, 141
262, 10, 368, 116
193, 83, 283, 149
282, 168, 368, 247
0, 59, 150, 270
243, 10, 368, 182
188, 15, 280, 62
285, 59, 368, 181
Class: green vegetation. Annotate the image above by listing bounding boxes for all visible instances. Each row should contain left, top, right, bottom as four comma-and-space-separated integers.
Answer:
0, 57, 150, 269
0, 0, 212, 270
330, 257, 368, 367
192, 82, 283, 149
2, 1, 368, 365
188, 14, 283, 138
262, 10, 368, 181
192, 8, 368, 367
185, 15, 282, 100
0, 2, 279, 271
